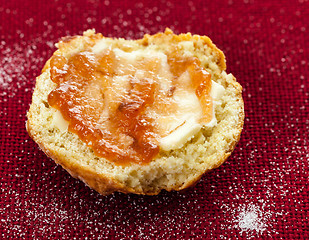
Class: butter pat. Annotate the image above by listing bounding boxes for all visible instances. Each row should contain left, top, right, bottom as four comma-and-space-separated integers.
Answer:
202, 80, 226, 128
92, 38, 113, 53
210, 81, 225, 102
160, 117, 201, 151
52, 109, 69, 132
158, 80, 225, 150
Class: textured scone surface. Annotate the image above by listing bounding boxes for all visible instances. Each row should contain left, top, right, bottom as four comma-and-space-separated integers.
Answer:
27, 29, 244, 195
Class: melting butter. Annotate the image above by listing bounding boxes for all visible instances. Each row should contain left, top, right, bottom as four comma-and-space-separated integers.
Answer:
52, 108, 69, 132
52, 39, 226, 152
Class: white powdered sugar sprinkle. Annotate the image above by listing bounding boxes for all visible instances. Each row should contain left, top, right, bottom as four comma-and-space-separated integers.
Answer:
0, 35, 54, 99
234, 203, 271, 235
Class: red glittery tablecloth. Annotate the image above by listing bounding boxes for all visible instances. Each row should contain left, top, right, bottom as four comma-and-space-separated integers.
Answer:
0, 0, 308, 239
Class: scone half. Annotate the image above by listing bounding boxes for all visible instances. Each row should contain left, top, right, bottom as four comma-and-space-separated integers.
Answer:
27, 29, 244, 195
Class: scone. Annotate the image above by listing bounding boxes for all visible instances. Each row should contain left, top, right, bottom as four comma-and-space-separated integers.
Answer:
26, 28, 244, 195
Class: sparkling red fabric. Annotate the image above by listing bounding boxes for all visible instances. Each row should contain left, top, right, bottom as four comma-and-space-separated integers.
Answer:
0, 0, 308, 239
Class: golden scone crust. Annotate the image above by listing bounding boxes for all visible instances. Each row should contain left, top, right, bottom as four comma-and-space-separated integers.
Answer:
27, 29, 244, 195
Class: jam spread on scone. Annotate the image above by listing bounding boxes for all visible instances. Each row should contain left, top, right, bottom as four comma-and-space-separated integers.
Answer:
48, 42, 213, 165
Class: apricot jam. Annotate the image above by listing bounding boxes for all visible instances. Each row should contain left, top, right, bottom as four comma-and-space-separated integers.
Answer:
48, 47, 212, 165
